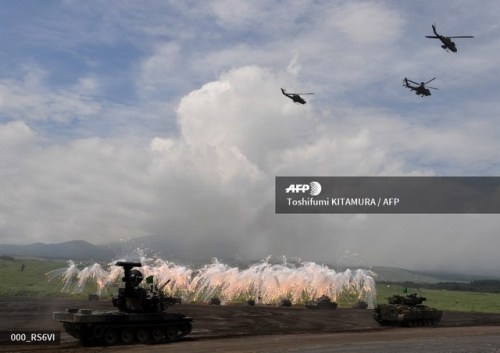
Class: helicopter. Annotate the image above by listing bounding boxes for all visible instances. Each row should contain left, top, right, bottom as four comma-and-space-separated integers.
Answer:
281, 88, 314, 104
425, 24, 474, 52
403, 77, 438, 97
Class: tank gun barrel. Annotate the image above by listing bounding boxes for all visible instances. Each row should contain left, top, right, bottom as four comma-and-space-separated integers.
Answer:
158, 279, 171, 291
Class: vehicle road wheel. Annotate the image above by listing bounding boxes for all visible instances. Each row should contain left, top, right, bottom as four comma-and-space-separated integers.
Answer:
151, 328, 163, 342
136, 328, 149, 343
165, 326, 178, 341
103, 329, 117, 345
92, 325, 104, 339
120, 328, 134, 344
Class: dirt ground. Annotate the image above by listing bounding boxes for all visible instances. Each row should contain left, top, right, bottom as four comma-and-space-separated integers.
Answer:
1, 297, 500, 352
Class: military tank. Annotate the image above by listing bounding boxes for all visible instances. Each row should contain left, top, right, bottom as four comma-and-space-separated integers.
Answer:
279, 298, 292, 307
373, 293, 443, 327
305, 295, 338, 310
53, 261, 193, 346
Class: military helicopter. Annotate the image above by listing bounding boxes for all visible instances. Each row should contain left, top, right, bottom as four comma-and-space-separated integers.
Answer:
281, 88, 314, 104
425, 24, 474, 52
403, 77, 438, 97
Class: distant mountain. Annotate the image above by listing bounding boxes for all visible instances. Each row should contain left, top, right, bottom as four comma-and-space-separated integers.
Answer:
369, 266, 444, 283
369, 266, 500, 283
0, 240, 114, 261
0, 235, 240, 264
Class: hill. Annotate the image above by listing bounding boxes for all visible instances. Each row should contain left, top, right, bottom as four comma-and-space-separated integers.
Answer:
0, 240, 114, 261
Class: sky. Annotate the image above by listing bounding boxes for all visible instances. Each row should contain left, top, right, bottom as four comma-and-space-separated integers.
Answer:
1, 0, 500, 275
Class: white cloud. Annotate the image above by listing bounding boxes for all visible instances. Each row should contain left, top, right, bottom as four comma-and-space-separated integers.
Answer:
286, 51, 301, 77
139, 43, 182, 95
0, 120, 35, 148
210, 0, 262, 29
177, 66, 313, 168
326, 2, 406, 44
0, 66, 101, 123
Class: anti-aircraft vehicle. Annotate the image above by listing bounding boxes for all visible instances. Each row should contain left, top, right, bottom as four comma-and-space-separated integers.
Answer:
425, 24, 474, 52
53, 261, 192, 346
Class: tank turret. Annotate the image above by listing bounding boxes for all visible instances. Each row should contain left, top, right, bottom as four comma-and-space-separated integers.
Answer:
387, 293, 426, 306
53, 261, 192, 346
111, 261, 172, 313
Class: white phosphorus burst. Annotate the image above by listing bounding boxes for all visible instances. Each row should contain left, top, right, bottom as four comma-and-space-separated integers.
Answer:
47, 256, 376, 308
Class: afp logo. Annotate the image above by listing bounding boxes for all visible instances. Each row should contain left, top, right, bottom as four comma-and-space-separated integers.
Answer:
285, 181, 322, 196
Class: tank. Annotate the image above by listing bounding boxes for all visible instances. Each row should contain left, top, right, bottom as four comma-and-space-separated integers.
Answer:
53, 261, 193, 346
209, 297, 221, 305
373, 293, 443, 327
305, 295, 338, 310
246, 299, 256, 306
279, 298, 292, 307
352, 300, 368, 309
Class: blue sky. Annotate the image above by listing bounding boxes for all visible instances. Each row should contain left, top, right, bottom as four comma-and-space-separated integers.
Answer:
1, 0, 500, 274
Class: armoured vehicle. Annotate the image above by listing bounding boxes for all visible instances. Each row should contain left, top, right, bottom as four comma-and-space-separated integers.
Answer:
373, 293, 443, 327
352, 300, 368, 309
209, 297, 221, 305
279, 298, 292, 307
305, 295, 338, 310
53, 261, 192, 346
246, 299, 256, 306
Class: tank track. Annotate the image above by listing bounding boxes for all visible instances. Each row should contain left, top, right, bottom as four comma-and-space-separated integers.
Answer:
54, 309, 192, 346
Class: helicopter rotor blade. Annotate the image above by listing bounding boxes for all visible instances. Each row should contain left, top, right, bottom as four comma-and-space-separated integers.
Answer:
425, 77, 436, 85
448, 36, 474, 38
431, 24, 440, 36
288, 93, 314, 95
427, 87, 439, 90
425, 36, 439, 39
406, 79, 419, 85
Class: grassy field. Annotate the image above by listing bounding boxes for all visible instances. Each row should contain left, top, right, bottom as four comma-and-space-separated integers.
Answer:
0, 258, 94, 297
376, 284, 500, 313
1, 258, 500, 313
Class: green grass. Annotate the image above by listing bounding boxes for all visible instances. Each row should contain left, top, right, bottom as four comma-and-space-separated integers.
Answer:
0, 258, 93, 298
376, 284, 500, 313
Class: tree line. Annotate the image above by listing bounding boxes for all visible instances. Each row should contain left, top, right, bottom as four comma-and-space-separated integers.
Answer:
379, 280, 500, 293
